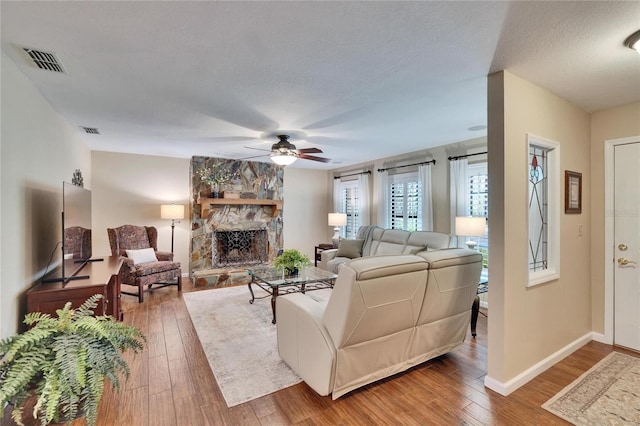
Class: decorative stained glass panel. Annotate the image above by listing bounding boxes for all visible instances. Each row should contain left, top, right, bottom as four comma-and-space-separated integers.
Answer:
529, 145, 548, 272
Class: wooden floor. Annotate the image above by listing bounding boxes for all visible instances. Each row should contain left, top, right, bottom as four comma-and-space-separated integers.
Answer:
4, 279, 638, 426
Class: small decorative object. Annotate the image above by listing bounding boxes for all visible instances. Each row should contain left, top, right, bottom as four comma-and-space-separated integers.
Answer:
240, 192, 257, 199
273, 249, 312, 277
565, 170, 582, 214
0, 295, 145, 426
71, 169, 84, 187
196, 164, 233, 199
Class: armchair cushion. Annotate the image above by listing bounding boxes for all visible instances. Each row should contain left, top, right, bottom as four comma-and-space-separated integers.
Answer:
132, 260, 182, 277
126, 248, 158, 264
335, 239, 364, 259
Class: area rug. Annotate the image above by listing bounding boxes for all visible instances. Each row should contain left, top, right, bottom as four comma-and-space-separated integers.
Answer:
542, 352, 640, 425
183, 285, 330, 407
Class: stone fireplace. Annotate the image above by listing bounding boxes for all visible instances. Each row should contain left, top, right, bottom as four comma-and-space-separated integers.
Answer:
190, 156, 283, 285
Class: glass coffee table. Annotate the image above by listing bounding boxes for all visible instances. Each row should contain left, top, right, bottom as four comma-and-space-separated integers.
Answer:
247, 265, 337, 324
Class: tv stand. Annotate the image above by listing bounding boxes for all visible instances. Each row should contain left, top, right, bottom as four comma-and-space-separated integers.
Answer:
29, 256, 123, 320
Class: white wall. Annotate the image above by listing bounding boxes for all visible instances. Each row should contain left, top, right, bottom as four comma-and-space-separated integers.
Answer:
1, 53, 91, 337
91, 151, 191, 269
486, 70, 592, 392
282, 167, 331, 260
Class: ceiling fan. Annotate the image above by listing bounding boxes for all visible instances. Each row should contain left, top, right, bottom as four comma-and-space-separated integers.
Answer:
244, 134, 331, 165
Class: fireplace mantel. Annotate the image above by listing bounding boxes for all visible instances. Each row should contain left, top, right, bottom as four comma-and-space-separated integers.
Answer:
197, 197, 283, 217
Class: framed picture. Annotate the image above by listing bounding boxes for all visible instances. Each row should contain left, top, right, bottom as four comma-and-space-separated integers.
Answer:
565, 170, 582, 214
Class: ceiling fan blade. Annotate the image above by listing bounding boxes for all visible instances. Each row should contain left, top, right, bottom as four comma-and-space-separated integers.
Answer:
298, 153, 331, 163
244, 146, 272, 152
295, 147, 323, 154
236, 154, 269, 160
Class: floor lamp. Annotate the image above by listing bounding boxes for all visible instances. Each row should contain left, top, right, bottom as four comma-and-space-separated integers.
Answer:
161, 204, 185, 253
455, 216, 486, 250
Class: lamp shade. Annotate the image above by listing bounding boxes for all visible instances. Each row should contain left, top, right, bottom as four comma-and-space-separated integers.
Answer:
455, 216, 485, 237
161, 204, 185, 220
328, 212, 347, 227
270, 152, 297, 166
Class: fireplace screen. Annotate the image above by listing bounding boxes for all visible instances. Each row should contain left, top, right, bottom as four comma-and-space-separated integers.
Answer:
212, 229, 268, 267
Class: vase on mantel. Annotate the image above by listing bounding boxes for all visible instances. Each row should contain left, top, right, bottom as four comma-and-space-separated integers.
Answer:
210, 183, 221, 199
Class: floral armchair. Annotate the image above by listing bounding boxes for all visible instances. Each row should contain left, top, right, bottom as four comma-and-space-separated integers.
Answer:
64, 226, 92, 260
107, 225, 182, 303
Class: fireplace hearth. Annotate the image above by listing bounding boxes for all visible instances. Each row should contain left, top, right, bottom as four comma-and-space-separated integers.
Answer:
212, 229, 268, 267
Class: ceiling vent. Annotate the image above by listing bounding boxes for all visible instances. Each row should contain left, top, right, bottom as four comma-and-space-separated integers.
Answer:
22, 47, 66, 73
80, 127, 100, 135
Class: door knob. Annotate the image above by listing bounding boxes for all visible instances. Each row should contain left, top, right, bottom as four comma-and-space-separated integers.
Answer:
618, 244, 628, 251
617, 258, 637, 266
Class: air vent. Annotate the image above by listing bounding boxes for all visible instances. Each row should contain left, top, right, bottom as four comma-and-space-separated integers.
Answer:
80, 127, 100, 135
22, 48, 66, 73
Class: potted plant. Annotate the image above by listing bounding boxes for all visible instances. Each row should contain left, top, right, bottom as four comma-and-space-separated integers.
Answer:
273, 249, 312, 276
0, 294, 145, 426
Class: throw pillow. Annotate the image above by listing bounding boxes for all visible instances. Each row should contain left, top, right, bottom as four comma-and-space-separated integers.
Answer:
126, 248, 158, 265
335, 239, 365, 259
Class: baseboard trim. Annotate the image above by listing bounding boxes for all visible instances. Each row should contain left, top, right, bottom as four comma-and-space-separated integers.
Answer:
591, 332, 611, 344
484, 332, 593, 396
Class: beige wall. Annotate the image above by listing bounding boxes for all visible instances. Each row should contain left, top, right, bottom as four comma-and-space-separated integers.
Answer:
1, 53, 92, 337
91, 151, 192, 269
590, 102, 640, 333
329, 137, 487, 235
487, 71, 592, 386
91, 152, 330, 271
282, 167, 331, 260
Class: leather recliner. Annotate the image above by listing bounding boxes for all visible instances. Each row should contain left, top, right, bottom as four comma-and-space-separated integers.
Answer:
276, 248, 481, 399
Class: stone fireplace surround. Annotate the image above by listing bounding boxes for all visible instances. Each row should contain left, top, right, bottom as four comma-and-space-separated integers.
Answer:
190, 157, 283, 287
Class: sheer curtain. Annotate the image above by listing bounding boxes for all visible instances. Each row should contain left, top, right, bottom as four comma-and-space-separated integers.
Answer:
358, 173, 370, 226
333, 177, 342, 213
377, 170, 389, 227
418, 164, 433, 231
449, 158, 469, 245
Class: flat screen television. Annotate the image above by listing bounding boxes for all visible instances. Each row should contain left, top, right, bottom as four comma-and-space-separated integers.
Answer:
44, 182, 93, 283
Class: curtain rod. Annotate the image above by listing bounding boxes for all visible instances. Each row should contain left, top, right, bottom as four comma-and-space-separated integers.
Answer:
377, 159, 436, 173
448, 151, 488, 161
333, 170, 372, 180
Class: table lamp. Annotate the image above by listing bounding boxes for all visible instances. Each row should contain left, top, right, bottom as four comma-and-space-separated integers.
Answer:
161, 204, 185, 253
328, 213, 347, 247
455, 216, 486, 250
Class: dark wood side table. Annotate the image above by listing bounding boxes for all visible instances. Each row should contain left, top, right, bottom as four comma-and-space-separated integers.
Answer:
471, 282, 488, 338
314, 243, 335, 266
27, 256, 123, 321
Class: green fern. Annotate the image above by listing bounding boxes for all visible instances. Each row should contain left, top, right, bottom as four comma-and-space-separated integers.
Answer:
0, 294, 145, 426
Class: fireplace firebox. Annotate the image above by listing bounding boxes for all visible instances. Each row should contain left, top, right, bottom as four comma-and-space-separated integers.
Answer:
212, 229, 268, 267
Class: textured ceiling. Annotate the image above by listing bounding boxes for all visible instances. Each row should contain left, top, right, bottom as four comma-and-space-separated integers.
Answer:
2, 1, 639, 169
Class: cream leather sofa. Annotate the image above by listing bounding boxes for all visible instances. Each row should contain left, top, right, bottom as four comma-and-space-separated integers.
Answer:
318, 225, 452, 273
276, 248, 482, 399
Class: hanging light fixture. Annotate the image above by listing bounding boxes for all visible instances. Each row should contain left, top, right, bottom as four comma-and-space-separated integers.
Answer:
270, 151, 297, 166
624, 29, 640, 53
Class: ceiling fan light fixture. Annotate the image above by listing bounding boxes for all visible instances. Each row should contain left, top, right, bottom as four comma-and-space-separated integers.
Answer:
270, 151, 297, 166
624, 29, 640, 53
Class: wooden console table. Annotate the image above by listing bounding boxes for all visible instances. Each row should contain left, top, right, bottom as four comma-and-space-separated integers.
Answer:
27, 256, 123, 320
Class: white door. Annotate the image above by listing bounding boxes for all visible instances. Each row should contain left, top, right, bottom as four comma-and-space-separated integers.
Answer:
614, 142, 640, 351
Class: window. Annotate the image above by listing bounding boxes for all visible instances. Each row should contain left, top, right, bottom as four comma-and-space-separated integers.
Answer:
467, 162, 489, 274
527, 134, 560, 286
389, 172, 422, 231
338, 180, 360, 239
